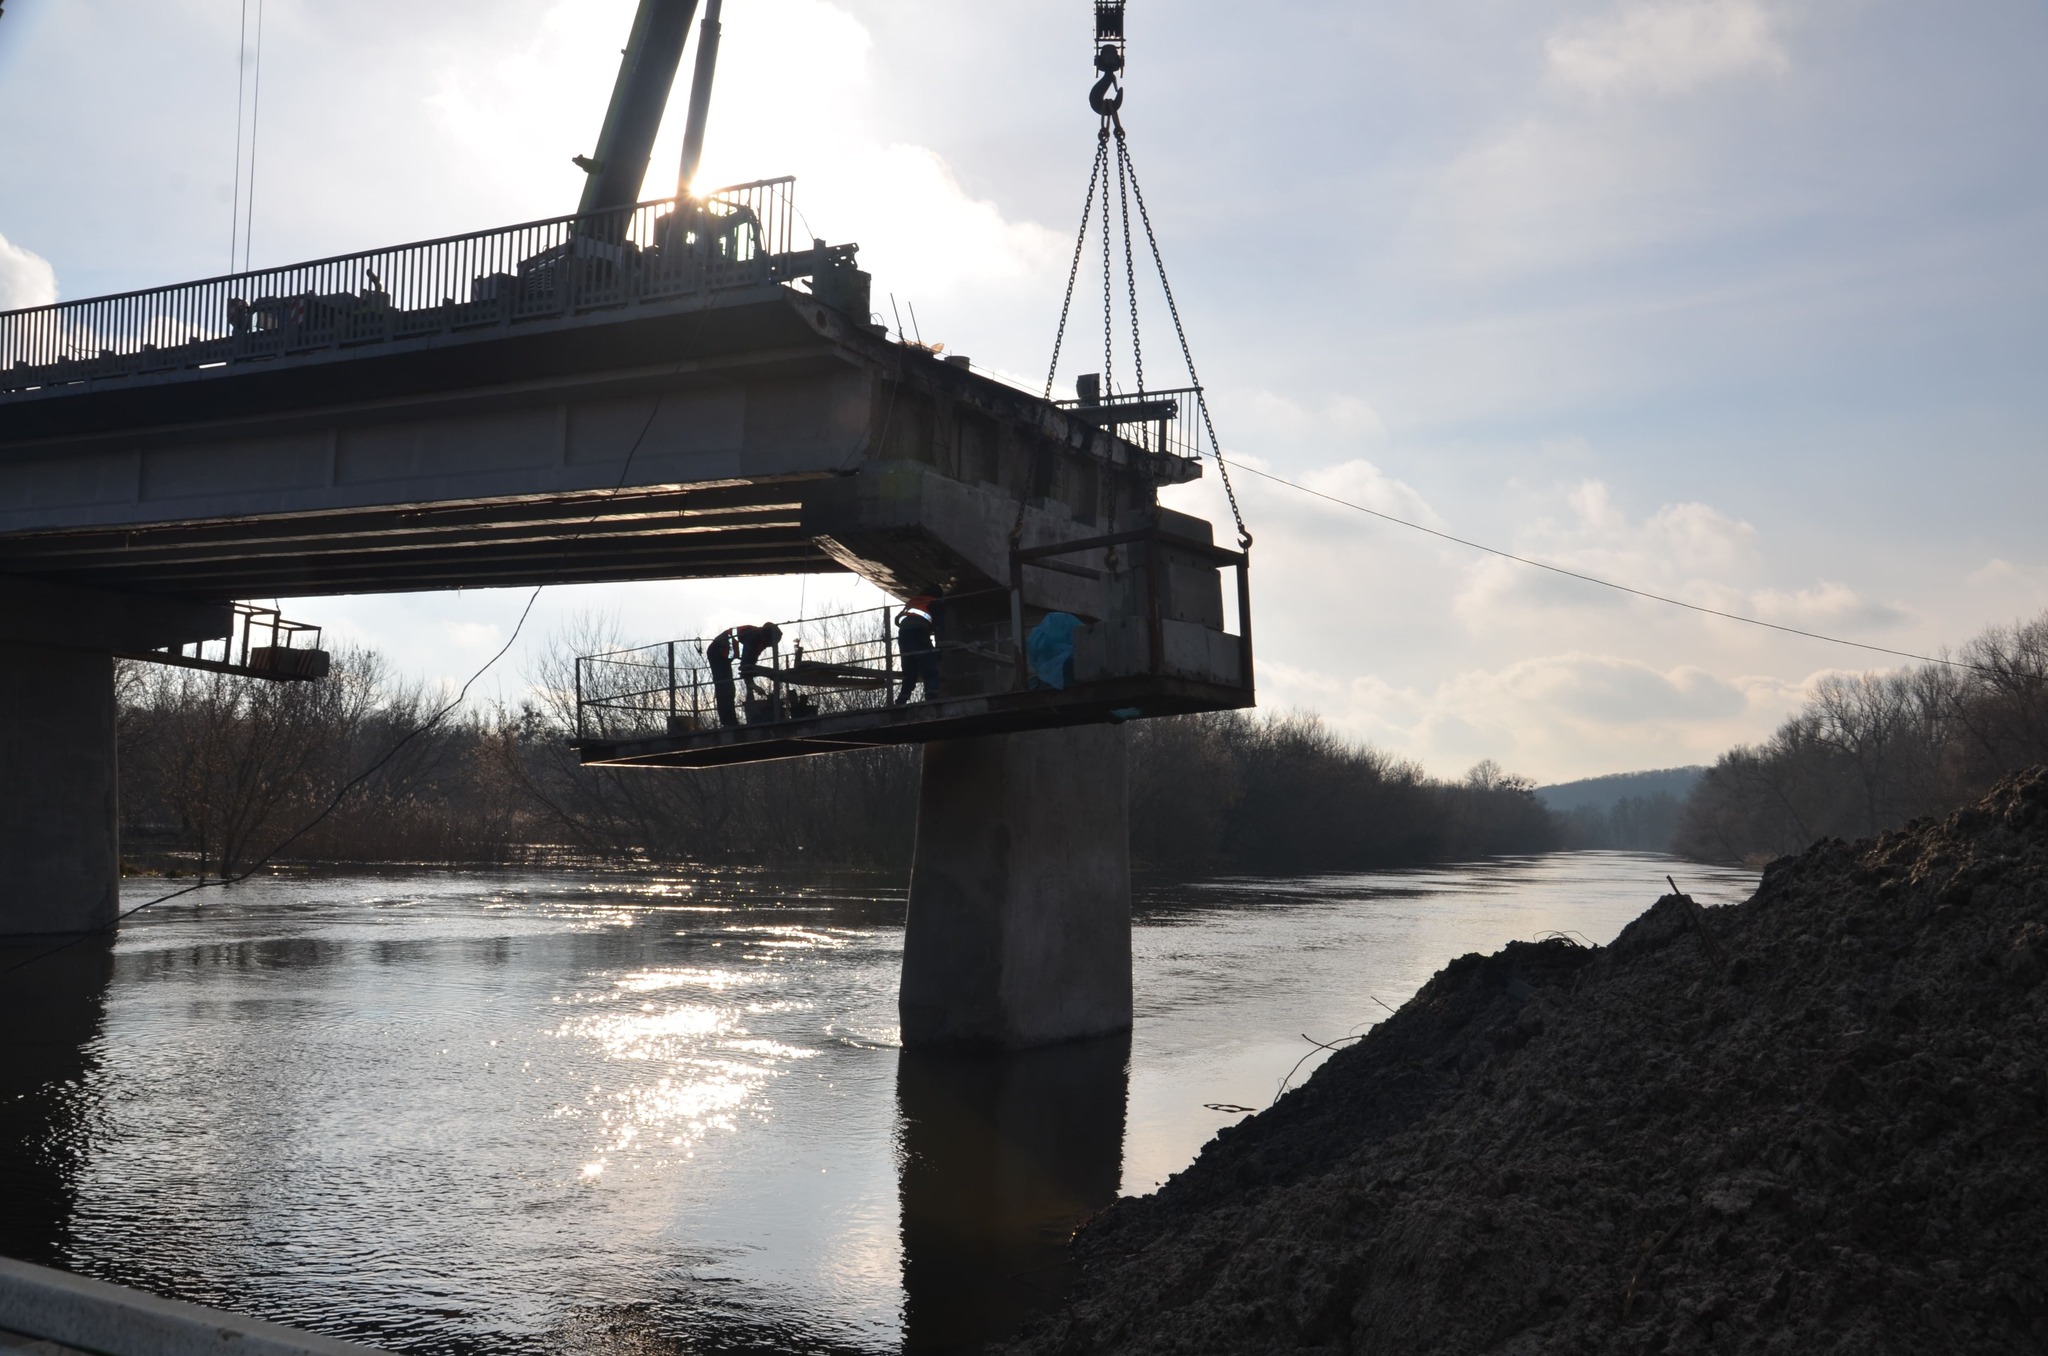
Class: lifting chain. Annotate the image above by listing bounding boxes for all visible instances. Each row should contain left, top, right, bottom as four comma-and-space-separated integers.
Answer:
1117, 128, 1252, 551
1041, 1, 1252, 552
1042, 130, 1108, 401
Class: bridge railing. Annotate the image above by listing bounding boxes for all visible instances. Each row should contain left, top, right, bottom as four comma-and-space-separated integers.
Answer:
0, 178, 803, 395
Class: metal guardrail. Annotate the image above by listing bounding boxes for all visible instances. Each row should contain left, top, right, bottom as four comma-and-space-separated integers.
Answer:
0, 178, 809, 395
574, 604, 1022, 742
1053, 384, 1205, 463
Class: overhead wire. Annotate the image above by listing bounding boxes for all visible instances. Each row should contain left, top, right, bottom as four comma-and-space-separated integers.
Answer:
1219, 457, 1998, 676
241, 0, 264, 272
229, 0, 249, 274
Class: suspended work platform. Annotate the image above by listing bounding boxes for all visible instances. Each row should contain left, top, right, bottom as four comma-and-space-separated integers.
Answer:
573, 522, 1253, 768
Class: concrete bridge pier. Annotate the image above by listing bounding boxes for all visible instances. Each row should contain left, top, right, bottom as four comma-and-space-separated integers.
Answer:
0, 641, 122, 937
899, 724, 1133, 1049
0, 580, 231, 938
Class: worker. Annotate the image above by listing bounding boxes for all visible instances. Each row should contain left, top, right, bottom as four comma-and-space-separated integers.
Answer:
704, 621, 783, 727
895, 594, 940, 705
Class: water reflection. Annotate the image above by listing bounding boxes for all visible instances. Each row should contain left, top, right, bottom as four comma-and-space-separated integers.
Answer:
0, 936, 111, 1266
896, 1036, 1130, 1354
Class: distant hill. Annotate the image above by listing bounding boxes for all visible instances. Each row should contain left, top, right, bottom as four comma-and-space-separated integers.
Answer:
1535, 767, 1706, 815
1535, 767, 1707, 852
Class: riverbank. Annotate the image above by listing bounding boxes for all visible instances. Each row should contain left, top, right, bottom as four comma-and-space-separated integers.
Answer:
1013, 768, 2048, 1354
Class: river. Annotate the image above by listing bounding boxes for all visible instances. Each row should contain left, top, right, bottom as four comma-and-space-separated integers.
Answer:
0, 853, 1755, 1354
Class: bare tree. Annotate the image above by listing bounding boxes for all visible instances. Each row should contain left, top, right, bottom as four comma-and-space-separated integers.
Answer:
1676, 609, 2048, 863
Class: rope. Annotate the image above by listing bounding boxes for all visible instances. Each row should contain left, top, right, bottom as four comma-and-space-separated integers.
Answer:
1117, 129, 1252, 550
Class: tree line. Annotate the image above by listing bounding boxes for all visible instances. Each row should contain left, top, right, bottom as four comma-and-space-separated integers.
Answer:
1551, 792, 1691, 853
1674, 611, 2048, 863
114, 629, 1560, 878
121, 608, 2048, 879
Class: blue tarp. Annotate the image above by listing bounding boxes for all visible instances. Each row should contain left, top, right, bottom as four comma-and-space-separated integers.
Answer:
1027, 612, 1082, 690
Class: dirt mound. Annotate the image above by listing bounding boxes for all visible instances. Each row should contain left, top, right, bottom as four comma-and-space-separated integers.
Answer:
1012, 767, 2048, 1355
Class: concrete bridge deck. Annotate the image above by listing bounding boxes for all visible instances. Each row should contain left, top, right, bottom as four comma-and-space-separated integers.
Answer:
0, 184, 1194, 601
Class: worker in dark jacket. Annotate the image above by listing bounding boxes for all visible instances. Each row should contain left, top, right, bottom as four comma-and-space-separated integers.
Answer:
895, 595, 940, 705
705, 622, 782, 726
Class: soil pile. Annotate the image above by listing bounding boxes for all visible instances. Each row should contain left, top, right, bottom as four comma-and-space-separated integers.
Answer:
1013, 767, 2048, 1355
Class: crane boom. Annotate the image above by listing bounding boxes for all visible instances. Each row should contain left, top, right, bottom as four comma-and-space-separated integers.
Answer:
676, 0, 724, 196
575, 0, 700, 216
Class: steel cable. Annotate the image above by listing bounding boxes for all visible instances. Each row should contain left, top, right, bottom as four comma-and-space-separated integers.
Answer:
1221, 457, 2001, 676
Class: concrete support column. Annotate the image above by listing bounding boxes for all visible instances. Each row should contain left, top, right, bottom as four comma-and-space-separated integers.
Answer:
900, 724, 1132, 1049
0, 641, 119, 937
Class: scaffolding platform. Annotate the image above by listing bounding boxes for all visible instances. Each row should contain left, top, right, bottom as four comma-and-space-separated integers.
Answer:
571, 526, 1254, 769
572, 673, 1251, 768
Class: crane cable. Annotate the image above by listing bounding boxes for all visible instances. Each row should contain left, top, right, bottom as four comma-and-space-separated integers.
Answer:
1043, 1, 1252, 551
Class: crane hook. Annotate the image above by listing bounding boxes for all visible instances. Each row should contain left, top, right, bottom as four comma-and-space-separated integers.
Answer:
1089, 43, 1124, 117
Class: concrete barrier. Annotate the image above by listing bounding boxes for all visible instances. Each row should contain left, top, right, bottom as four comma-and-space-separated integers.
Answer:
0, 1258, 387, 1356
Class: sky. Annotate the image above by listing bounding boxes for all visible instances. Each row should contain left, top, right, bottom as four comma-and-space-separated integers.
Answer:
1, 0, 2044, 782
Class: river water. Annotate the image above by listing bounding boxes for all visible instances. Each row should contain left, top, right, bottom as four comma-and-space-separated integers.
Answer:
0, 853, 1755, 1354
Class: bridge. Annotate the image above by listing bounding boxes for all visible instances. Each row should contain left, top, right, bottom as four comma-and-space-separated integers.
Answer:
0, 0, 1254, 1050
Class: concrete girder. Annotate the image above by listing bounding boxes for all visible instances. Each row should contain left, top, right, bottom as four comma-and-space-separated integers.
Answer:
805, 463, 1111, 617
0, 288, 1196, 602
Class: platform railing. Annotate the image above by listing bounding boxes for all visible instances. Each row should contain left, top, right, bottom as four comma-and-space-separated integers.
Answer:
116, 603, 331, 682
1053, 384, 1205, 463
573, 525, 1253, 746
0, 178, 803, 394
574, 603, 1021, 743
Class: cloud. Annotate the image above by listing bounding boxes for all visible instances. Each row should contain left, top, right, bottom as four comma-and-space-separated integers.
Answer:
1357, 651, 1806, 779
0, 231, 56, 309
1452, 480, 1761, 627
820, 144, 1066, 310
1548, 0, 1790, 99
1749, 581, 1907, 630
1457, 652, 1749, 724
1234, 390, 1389, 444
1300, 458, 1441, 527
1413, 2, 1798, 283
1967, 558, 2048, 592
